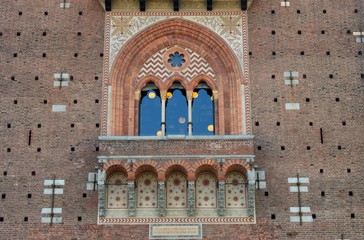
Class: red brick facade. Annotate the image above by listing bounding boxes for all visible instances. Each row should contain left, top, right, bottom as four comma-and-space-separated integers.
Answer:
0, 0, 363, 239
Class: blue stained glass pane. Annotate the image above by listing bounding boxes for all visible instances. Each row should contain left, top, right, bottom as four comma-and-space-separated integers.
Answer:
139, 90, 161, 136
192, 89, 214, 135
166, 89, 188, 135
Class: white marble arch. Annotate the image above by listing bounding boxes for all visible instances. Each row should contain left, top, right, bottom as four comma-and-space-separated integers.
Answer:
136, 172, 158, 208
225, 172, 247, 208
196, 172, 217, 208
107, 172, 128, 209
166, 172, 187, 208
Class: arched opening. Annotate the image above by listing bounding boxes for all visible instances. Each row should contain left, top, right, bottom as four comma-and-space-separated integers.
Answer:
192, 81, 214, 135
196, 172, 217, 209
106, 172, 128, 209
139, 82, 162, 136
166, 82, 188, 135
136, 172, 158, 208
225, 172, 247, 208
166, 172, 187, 208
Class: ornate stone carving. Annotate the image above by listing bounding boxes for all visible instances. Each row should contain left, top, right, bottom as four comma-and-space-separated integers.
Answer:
128, 182, 136, 217
217, 181, 225, 216
187, 181, 196, 217
158, 182, 166, 217
97, 170, 106, 217
247, 169, 256, 217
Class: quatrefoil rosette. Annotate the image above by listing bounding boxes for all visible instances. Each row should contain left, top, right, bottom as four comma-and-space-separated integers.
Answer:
163, 47, 190, 72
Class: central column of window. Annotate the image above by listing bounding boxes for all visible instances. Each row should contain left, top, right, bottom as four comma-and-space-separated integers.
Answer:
187, 91, 193, 136
161, 91, 167, 136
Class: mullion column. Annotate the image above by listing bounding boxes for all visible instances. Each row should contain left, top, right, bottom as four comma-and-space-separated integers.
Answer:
158, 181, 166, 216
217, 181, 225, 216
128, 182, 136, 217
187, 181, 196, 216
161, 91, 167, 136
97, 169, 106, 217
187, 91, 193, 136
247, 169, 256, 217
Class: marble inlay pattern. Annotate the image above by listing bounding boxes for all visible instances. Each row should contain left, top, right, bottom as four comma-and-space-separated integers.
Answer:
196, 173, 217, 208
225, 172, 246, 208
166, 173, 187, 208
107, 173, 128, 209
137, 173, 158, 208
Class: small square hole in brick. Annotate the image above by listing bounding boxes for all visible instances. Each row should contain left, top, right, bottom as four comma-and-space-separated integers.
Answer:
71, 147, 75, 151
31, 171, 36, 176
0, 217, 4, 222
335, 97, 340, 102
276, 122, 280, 126
96, 123, 100, 128
306, 98, 310, 102
351, 213, 355, 218
338, 146, 342, 150
0, 32, 2, 36
272, 51, 276, 56
347, 30, 351, 34
14, 100, 18, 104
95, 76, 99, 80
19, 11, 22, 15
257, 146, 262, 150
7, 124, 11, 128
271, 30, 275, 35
24, 217, 28, 222
78, 216, 82, 221
329, 74, 333, 79
37, 148, 41, 152
297, 10, 300, 14
342, 121, 346, 126
271, 75, 275, 79
255, 121, 259, 126
321, 191, 325, 196
11, 76, 15, 81
95, 99, 99, 103
17, 32, 21, 36
323, 9, 326, 14
274, 98, 277, 102
281, 146, 285, 150
354, 9, 358, 13
309, 122, 313, 126
2, 194, 5, 199
326, 51, 330, 55
79, 11, 83, 15
312, 214, 316, 219
100, 53, 104, 57
321, 30, 325, 34
271, 214, 276, 220
3, 171, 7, 176
7, 148, 11, 152
265, 192, 269, 196
96, 147, 99, 151
271, 10, 275, 14
71, 124, 75, 128
359, 51, 362, 55
303, 74, 306, 79
298, 30, 302, 35
37, 124, 41, 128
44, 11, 48, 15
77, 32, 81, 36
300, 51, 305, 55
27, 194, 32, 198
361, 74, 364, 79
347, 168, 351, 173
349, 191, 353, 196
35, 76, 39, 80
249, 52, 252, 56
14, 53, 17, 57
320, 169, 324, 173
73, 100, 78, 104
42, 53, 46, 58
43, 100, 47, 104
307, 146, 311, 150
42, 32, 46, 36
83, 193, 87, 198
74, 53, 78, 57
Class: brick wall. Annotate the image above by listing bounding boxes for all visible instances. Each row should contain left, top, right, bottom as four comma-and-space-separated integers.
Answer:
0, 0, 363, 239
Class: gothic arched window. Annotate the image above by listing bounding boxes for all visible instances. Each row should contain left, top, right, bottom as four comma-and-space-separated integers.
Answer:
192, 82, 214, 135
166, 83, 188, 135
139, 83, 162, 136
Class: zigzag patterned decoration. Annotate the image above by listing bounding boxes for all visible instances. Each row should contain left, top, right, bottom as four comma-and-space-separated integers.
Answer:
136, 47, 217, 83
99, 216, 254, 224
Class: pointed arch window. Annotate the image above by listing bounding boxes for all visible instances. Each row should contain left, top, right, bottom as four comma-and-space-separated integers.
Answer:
192, 82, 214, 135
139, 83, 162, 136
166, 83, 188, 135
